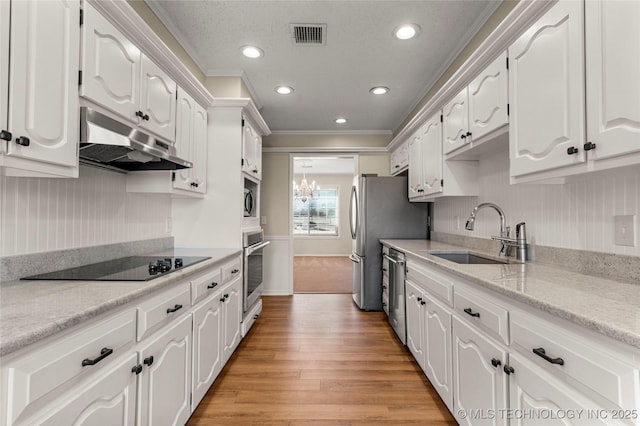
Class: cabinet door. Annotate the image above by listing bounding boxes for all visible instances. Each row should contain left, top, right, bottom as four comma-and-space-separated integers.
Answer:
174, 89, 195, 191
424, 297, 453, 411
26, 353, 138, 426
140, 55, 177, 142
585, 0, 640, 161
508, 352, 619, 426
191, 102, 208, 193
242, 118, 260, 178
81, 2, 140, 125
443, 88, 469, 154
192, 294, 223, 410
138, 314, 192, 426
421, 113, 443, 196
452, 316, 508, 426
407, 129, 423, 199
222, 278, 242, 364
405, 280, 425, 371
0, 0, 8, 138
7, 0, 79, 168
469, 51, 509, 142
509, 0, 585, 177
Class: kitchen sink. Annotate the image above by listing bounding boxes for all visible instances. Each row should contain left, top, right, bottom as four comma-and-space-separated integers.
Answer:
427, 251, 509, 265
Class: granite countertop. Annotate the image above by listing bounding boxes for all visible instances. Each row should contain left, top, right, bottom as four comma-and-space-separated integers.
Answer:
0, 248, 241, 357
381, 239, 640, 350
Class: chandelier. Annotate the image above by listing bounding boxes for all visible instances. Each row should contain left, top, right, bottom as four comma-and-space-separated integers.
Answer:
293, 173, 316, 202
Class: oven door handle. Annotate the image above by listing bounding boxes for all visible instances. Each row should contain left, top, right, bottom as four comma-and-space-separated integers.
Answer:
246, 241, 270, 255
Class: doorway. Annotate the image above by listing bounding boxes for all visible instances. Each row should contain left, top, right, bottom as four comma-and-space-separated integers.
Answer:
290, 155, 356, 293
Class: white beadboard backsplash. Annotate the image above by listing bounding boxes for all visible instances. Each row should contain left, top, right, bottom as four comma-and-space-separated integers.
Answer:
434, 150, 640, 257
1, 166, 171, 257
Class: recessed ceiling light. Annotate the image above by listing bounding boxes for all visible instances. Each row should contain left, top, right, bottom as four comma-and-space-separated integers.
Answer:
370, 86, 390, 95
241, 46, 263, 58
275, 86, 294, 95
335, 118, 347, 124
394, 24, 420, 40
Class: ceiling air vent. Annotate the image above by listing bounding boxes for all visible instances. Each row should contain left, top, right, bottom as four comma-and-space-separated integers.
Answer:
290, 24, 326, 45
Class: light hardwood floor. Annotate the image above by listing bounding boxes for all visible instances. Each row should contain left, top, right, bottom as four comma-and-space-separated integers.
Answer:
293, 256, 352, 294
187, 294, 456, 425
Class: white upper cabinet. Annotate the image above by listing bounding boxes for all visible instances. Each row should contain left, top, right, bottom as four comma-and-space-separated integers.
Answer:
81, 2, 177, 143
443, 89, 469, 155
407, 127, 423, 199
420, 113, 444, 196
1, 0, 80, 177
468, 51, 509, 143
443, 52, 508, 157
509, 0, 586, 178
390, 140, 409, 175
173, 88, 207, 194
585, 0, 640, 161
242, 116, 262, 180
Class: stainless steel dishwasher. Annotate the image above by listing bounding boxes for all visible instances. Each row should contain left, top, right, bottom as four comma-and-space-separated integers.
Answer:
384, 248, 406, 345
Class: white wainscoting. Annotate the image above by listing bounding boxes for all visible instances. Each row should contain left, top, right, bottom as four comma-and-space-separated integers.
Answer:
434, 150, 640, 257
1, 166, 172, 257
263, 235, 293, 296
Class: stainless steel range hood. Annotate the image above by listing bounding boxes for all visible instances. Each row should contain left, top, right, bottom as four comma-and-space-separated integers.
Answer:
79, 107, 192, 172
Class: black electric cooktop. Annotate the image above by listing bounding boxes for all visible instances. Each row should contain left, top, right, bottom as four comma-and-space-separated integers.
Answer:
21, 256, 211, 282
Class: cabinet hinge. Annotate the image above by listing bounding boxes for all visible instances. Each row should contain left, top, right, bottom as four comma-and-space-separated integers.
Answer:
507, 103, 510, 116
79, 9, 83, 26
241, 119, 245, 127
506, 57, 509, 70
172, 172, 176, 182
241, 158, 244, 166
78, 70, 82, 86
440, 179, 444, 187
440, 114, 443, 123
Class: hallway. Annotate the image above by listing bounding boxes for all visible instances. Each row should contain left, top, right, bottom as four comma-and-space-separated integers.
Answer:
187, 294, 456, 425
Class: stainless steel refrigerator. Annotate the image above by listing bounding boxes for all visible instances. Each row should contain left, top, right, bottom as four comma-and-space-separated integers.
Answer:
349, 174, 431, 311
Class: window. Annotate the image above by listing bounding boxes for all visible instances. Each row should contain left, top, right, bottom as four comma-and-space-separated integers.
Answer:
293, 187, 339, 235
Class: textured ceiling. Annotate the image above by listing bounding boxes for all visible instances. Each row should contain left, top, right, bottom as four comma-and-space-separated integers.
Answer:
146, 1, 501, 133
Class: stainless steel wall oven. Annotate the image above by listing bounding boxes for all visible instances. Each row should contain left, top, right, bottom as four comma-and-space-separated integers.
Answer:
243, 229, 269, 313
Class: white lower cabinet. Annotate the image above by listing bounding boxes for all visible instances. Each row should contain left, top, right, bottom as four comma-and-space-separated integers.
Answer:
25, 353, 138, 426
452, 316, 508, 426
404, 257, 640, 426
191, 293, 223, 410
222, 277, 242, 365
423, 297, 453, 412
507, 352, 623, 426
138, 313, 192, 426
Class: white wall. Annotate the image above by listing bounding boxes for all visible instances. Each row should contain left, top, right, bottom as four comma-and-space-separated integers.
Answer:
434, 150, 640, 257
293, 173, 353, 256
1, 166, 171, 257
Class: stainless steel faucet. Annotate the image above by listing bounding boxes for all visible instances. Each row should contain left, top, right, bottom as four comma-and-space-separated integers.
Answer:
465, 203, 510, 256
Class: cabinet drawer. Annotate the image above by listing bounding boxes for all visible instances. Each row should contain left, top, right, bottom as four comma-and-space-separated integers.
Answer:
511, 311, 639, 412
137, 281, 190, 341
406, 261, 453, 307
454, 287, 509, 345
221, 257, 242, 284
2, 309, 136, 426
382, 256, 389, 281
191, 267, 222, 305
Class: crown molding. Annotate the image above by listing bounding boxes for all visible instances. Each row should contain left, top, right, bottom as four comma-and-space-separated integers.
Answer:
386, 0, 557, 152
270, 130, 392, 136
88, 0, 213, 108
210, 98, 271, 136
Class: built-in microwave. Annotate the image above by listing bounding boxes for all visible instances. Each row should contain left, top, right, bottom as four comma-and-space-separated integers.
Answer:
244, 188, 254, 217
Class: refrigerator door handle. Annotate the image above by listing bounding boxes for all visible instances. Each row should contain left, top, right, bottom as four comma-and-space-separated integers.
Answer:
349, 254, 361, 263
349, 185, 358, 239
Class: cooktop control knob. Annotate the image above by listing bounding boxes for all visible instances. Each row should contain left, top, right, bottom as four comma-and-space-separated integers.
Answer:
158, 260, 171, 273
175, 258, 183, 268
148, 262, 158, 274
